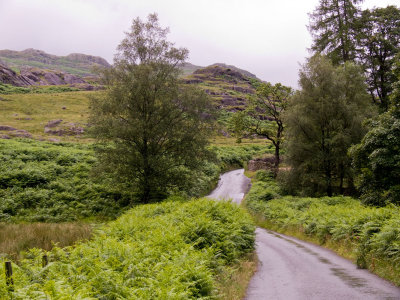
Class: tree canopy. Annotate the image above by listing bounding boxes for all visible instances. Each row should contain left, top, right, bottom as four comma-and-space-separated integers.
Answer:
350, 55, 400, 205
357, 6, 400, 110
283, 55, 373, 196
89, 14, 214, 203
309, 0, 363, 65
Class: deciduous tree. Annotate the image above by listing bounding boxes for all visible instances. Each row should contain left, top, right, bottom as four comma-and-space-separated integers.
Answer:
231, 82, 293, 175
89, 14, 214, 203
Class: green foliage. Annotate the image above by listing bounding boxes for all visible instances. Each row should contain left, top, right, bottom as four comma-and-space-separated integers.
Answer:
90, 14, 214, 203
284, 55, 373, 196
210, 144, 272, 171
0, 139, 266, 222
246, 171, 280, 203
350, 62, 400, 205
350, 109, 400, 206
358, 6, 400, 110
230, 82, 293, 173
0, 83, 81, 94
245, 178, 400, 272
0, 139, 128, 222
0, 199, 255, 299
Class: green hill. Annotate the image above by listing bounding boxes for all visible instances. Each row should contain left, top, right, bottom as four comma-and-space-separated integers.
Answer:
0, 48, 110, 76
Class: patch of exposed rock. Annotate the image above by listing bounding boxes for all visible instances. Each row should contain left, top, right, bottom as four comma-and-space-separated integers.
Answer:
44, 120, 85, 136
0, 125, 32, 139
19, 67, 86, 86
0, 64, 89, 87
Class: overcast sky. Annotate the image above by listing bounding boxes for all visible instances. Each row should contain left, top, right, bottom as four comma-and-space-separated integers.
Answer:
0, 0, 397, 87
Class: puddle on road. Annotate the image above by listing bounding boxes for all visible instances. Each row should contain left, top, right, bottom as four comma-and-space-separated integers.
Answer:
330, 267, 366, 288
267, 230, 332, 265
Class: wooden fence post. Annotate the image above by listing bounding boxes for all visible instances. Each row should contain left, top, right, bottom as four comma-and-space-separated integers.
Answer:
42, 255, 48, 268
5, 261, 14, 291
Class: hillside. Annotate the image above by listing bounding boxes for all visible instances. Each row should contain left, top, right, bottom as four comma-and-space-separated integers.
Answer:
184, 64, 257, 111
0, 48, 110, 77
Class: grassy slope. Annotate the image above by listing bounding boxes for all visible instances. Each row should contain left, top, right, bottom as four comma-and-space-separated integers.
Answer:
0, 91, 93, 142
244, 170, 400, 286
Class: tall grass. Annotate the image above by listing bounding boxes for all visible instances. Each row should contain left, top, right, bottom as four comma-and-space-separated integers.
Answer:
0, 223, 92, 261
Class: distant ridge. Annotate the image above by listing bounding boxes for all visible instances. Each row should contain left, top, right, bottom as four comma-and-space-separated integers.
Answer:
0, 48, 110, 76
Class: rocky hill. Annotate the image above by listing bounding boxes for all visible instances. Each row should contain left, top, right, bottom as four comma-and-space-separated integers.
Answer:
183, 64, 258, 111
0, 48, 110, 77
0, 48, 260, 110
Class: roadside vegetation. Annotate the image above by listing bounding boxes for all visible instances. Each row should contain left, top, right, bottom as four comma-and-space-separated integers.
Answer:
0, 198, 255, 299
245, 170, 400, 286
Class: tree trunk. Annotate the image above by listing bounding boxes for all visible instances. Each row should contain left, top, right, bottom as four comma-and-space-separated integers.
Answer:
274, 141, 280, 177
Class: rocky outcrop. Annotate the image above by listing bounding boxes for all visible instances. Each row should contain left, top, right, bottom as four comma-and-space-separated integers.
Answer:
0, 64, 88, 87
44, 120, 85, 136
19, 67, 86, 86
248, 157, 276, 171
0, 65, 35, 86
0, 125, 32, 139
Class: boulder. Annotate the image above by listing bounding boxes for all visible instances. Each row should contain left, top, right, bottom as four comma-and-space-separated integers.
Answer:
0, 125, 17, 131
45, 119, 63, 128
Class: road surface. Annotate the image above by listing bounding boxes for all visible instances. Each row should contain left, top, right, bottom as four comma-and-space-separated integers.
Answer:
208, 169, 400, 300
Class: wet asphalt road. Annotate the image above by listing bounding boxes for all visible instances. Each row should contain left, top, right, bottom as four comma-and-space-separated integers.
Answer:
208, 169, 400, 300
207, 169, 251, 204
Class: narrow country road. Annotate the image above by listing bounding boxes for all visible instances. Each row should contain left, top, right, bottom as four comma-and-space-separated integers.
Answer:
208, 169, 400, 300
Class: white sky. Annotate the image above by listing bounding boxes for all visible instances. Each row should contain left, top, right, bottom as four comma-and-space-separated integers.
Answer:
0, 0, 397, 88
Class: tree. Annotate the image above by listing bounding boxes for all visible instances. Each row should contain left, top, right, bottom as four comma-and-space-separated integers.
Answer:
284, 55, 373, 196
89, 14, 214, 203
350, 55, 400, 205
231, 82, 293, 175
309, 0, 363, 65
357, 6, 400, 111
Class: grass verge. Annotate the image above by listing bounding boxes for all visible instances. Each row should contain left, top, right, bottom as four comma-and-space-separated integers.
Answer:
216, 252, 257, 300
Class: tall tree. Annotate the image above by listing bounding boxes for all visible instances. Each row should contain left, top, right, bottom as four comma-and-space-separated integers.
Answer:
309, 0, 363, 65
357, 6, 400, 111
89, 14, 214, 203
350, 54, 400, 205
284, 55, 373, 196
231, 82, 293, 175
